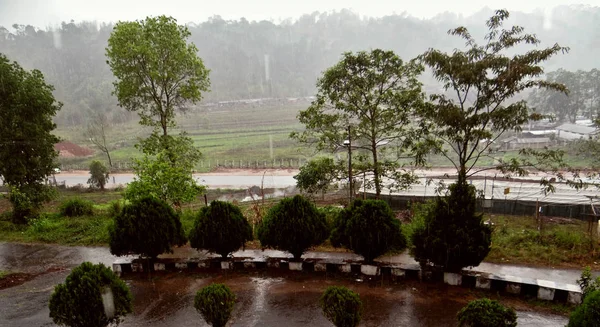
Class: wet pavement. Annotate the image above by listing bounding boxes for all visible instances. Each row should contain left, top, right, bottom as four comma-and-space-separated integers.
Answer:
0, 242, 578, 326
0, 242, 591, 285
0, 268, 569, 327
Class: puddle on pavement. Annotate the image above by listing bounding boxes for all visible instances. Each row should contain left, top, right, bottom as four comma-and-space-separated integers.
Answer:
121, 271, 569, 327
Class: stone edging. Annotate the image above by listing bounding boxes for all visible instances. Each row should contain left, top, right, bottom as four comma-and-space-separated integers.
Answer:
112, 257, 582, 305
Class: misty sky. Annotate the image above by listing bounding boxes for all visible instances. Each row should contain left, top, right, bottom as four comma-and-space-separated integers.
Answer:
0, 0, 599, 28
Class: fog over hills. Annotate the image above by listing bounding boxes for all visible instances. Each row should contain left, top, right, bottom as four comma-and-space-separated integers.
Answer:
0, 3, 598, 126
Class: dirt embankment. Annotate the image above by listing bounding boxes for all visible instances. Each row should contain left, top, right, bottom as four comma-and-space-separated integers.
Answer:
55, 141, 94, 157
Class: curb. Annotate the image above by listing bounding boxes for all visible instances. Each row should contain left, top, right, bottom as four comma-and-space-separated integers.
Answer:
112, 257, 581, 305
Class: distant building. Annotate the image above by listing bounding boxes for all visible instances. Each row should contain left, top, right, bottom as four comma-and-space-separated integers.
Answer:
556, 123, 599, 141
501, 136, 552, 150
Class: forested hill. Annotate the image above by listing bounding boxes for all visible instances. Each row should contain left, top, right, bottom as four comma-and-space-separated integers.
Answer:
0, 5, 599, 127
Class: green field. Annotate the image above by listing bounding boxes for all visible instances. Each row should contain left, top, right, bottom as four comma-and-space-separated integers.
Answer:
54, 100, 312, 171
54, 99, 596, 172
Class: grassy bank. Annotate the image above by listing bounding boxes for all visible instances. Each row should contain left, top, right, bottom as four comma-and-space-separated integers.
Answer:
0, 189, 598, 269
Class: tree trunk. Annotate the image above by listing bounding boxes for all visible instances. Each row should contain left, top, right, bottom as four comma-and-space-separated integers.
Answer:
106, 150, 113, 168
372, 141, 381, 198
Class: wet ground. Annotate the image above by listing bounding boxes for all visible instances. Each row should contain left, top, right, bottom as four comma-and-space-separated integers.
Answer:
0, 242, 571, 326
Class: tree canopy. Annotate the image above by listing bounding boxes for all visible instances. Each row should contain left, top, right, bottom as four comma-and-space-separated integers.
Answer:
292, 49, 428, 196
419, 9, 569, 182
106, 15, 210, 137
0, 53, 61, 222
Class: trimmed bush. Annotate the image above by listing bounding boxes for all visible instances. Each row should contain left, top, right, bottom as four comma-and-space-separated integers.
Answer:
194, 283, 236, 327
320, 286, 363, 327
568, 290, 600, 327
49, 262, 132, 327
257, 195, 329, 260
109, 196, 186, 258
411, 182, 492, 272
59, 198, 94, 217
330, 199, 406, 263
457, 298, 517, 327
189, 200, 253, 258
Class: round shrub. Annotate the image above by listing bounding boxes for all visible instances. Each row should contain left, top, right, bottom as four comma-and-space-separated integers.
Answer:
257, 195, 329, 260
457, 298, 517, 327
330, 199, 406, 263
109, 196, 186, 258
568, 290, 600, 327
49, 262, 132, 327
189, 200, 253, 258
194, 283, 236, 327
411, 182, 492, 272
320, 286, 363, 327
59, 198, 94, 217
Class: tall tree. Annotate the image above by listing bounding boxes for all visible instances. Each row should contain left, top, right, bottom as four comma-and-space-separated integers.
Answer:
0, 53, 61, 223
411, 10, 568, 273
106, 16, 208, 206
419, 9, 569, 183
106, 15, 210, 140
292, 49, 428, 197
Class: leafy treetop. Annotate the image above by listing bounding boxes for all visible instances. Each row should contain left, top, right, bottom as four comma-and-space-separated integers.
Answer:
420, 9, 569, 183
106, 15, 210, 137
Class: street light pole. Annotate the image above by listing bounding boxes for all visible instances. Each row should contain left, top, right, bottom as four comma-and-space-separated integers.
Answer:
344, 126, 353, 201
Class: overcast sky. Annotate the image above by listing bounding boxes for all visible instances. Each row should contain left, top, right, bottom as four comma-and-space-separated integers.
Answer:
0, 0, 598, 28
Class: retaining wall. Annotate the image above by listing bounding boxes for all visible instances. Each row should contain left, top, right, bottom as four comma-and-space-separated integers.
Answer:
113, 257, 581, 305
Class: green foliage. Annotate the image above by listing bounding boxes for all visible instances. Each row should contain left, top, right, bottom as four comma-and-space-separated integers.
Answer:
568, 290, 600, 327
49, 262, 132, 327
106, 200, 124, 218
189, 200, 253, 258
292, 49, 428, 196
59, 198, 94, 217
0, 54, 61, 223
457, 298, 517, 327
294, 157, 342, 197
125, 134, 204, 208
257, 195, 329, 260
106, 15, 210, 135
419, 10, 569, 182
411, 182, 492, 272
194, 283, 236, 327
319, 286, 363, 327
88, 160, 110, 190
109, 196, 186, 258
5, 184, 57, 224
331, 199, 406, 263
577, 267, 600, 302
319, 205, 343, 229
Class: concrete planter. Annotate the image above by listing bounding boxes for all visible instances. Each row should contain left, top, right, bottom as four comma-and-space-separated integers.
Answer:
443, 272, 462, 286
114, 257, 582, 305
289, 262, 303, 271
314, 263, 327, 272
221, 261, 232, 270
475, 276, 491, 289
360, 265, 379, 276
339, 264, 352, 273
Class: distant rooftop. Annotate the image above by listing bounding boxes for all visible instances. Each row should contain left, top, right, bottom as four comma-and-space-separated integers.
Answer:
556, 123, 598, 135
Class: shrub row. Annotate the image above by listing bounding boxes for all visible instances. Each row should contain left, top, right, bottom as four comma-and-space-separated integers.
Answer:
107, 194, 406, 263
108, 181, 492, 274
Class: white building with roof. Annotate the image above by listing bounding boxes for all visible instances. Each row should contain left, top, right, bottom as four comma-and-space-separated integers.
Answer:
556, 123, 598, 140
